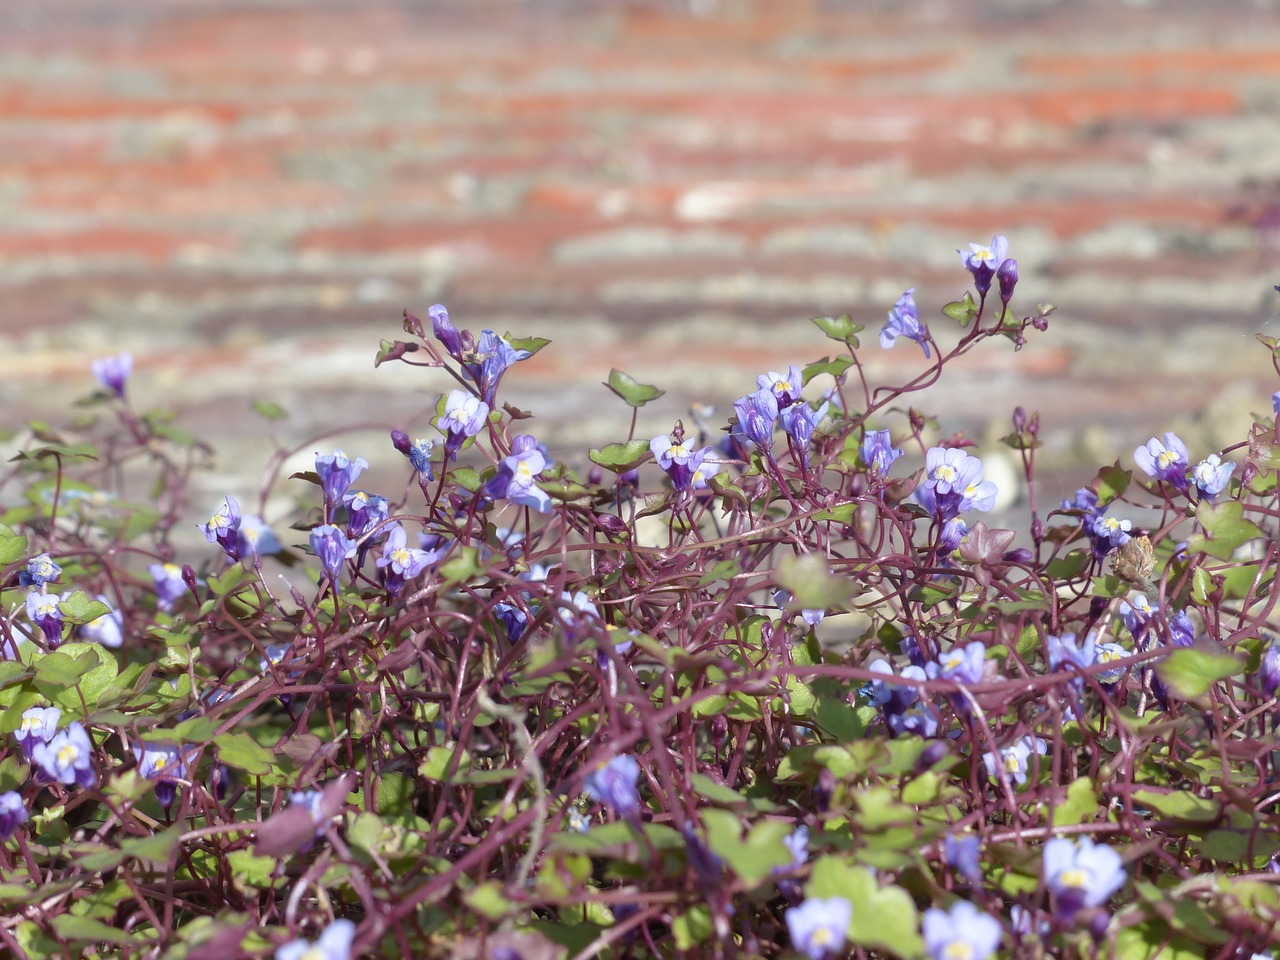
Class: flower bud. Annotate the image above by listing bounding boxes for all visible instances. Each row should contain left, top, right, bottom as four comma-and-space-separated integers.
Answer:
997, 257, 1019, 305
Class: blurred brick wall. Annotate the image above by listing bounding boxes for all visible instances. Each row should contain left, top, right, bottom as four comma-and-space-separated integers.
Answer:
1, 0, 1278, 503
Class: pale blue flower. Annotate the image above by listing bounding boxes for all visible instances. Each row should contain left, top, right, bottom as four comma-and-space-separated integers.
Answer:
786, 897, 851, 960
276, 918, 356, 960
923, 899, 1001, 960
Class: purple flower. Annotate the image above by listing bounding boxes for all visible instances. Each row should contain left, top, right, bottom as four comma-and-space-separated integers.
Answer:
583, 755, 642, 820
0, 791, 27, 840
19, 553, 61, 588
939, 517, 969, 553
558, 590, 602, 643
1095, 642, 1130, 684
199, 496, 242, 562
756, 365, 805, 409
462, 329, 531, 405
861, 429, 903, 475
79, 595, 124, 649
149, 563, 187, 612
408, 439, 435, 479
134, 741, 189, 810
438, 389, 490, 460
1191, 454, 1235, 499
1010, 904, 1050, 938
959, 235, 1010, 300
1047, 632, 1096, 692
879, 287, 930, 358
238, 515, 282, 559
945, 834, 982, 885
1133, 433, 1189, 490
1274, 390, 1280, 417
494, 602, 530, 644
483, 435, 551, 513
1259, 642, 1280, 697
785, 825, 809, 867
276, 918, 356, 960
1089, 514, 1131, 559
982, 735, 1047, 787
92, 352, 132, 397
13, 705, 61, 759
25, 591, 65, 647
429, 303, 463, 360
343, 490, 389, 544
732, 388, 780, 452
32, 721, 96, 788
310, 524, 357, 585
315, 450, 369, 512
887, 694, 940, 738
376, 524, 434, 596
1167, 609, 1195, 648
1061, 487, 1100, 516
927, 641, 985, 685
1120, 594, 1154, 646
918, 447, 997, 520
786, 897, 851, 960
780, 400, 829, 465
1042, 836, 1126, 920
650, 433, 712, 492
923, 900, 1001, 960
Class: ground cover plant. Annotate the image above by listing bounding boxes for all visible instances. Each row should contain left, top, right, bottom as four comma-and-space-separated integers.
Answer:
2, 236, 1280, 959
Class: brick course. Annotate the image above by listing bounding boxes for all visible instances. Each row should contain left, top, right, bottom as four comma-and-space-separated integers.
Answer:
1, 0, 1277, 508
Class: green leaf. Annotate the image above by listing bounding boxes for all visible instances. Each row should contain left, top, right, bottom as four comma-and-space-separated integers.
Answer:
503, 333, 551, 356
419, 744, 470, 783
32, 649, 98, 691
810, 501, 857, 524
375, 772, 416, 815
801, 356, 854, 383
215, 732, 275, 776
1097, 464, 1131, 507
672, 904, 714, 950
0, 525, 28, 565
44, 642, 117, 710
464, 881, 514, 921
941, 291, 978, 325
1155, 648, 1244, 699
208, 564, 255, 599
805, 857, 923, 958
58, 592, 109, 626
775, 553, 851, 611
227, 849, 277, 889
1186, 500, 1265, 560
604, 369, 665, 407
439, 546, 484, 587
52, 914, 142, 945
690, 773, 747, 808
251, 400, 287, 421
810, 314, 863, 347
1052, 776, 1098, 827
1130, 788, 1221, 823
696, 559, 740, 587
588, 440, 652, 473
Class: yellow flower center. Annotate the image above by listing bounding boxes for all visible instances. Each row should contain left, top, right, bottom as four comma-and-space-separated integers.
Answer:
673, 441, 693, 458
1157, 450, 1177, 469
21, 716, 39, 733
57, 744, 80, 766
154, 756, 168, 771
163, 562, 181, 577
300, 949, 325, 960
515, 462, 533, 483
944, 941, 975, 960
393, 548, 412, 566
973, 246, 993, 262
1003, 752, 1024, 774
934, 465, 957, 484
1058, 867, 1089, 888
811, 927, 833, 947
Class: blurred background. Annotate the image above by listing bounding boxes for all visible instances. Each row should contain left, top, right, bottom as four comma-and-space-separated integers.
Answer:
2, 0, 1279, 513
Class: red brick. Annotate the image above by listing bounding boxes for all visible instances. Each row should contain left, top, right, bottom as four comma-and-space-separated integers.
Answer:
1022, 49, 1280, 80
0, 228, 238, 263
